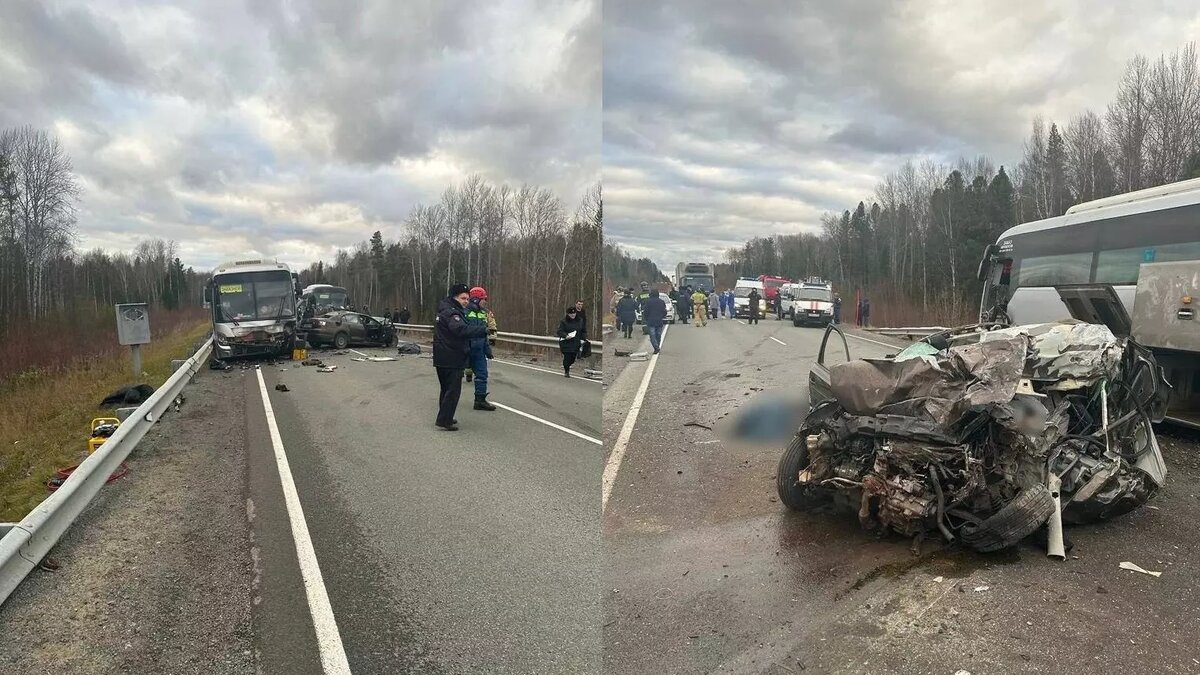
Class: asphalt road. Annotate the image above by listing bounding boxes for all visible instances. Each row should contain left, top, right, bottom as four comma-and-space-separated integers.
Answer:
0, 344, 602, 674
602, 315, 1200, 675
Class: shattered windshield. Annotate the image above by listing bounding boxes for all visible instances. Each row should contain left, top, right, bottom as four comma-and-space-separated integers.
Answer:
215, 271, 295, 322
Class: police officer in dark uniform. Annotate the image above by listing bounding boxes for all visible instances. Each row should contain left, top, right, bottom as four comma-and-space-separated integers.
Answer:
433, 284, 488, 431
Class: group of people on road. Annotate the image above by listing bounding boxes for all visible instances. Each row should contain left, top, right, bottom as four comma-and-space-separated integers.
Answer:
433, 284, 590, 431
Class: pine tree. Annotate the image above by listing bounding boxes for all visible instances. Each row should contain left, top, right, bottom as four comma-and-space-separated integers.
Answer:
1047, 123, 1073, 215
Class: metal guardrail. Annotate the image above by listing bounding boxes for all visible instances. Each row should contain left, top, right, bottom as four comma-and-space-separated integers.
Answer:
862, 326, 948, 340
392, 323, 602, 351
0, 337, 213, 606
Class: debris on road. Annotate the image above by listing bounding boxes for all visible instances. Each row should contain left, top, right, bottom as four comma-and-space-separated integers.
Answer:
723, 373, 741, 378
629, 352, 649, 361
584, 368, 603, 379
777, 321, 1170, 554
1119, 561, 1163, 577
274, 384, 289, 392
209, 358, 232, 371
301, 358, 325, 367
973, 585, 990, 592
684, 422, 713, 431
316, 366, 337, 373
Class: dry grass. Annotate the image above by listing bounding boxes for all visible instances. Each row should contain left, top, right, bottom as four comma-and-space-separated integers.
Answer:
0, 320, 211, 522
847, 285, 978, 328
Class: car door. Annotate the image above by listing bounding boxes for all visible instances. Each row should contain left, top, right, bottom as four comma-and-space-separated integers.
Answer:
812, 323, 851, 403
339, 313, 362, 343
363, 316, 383, 344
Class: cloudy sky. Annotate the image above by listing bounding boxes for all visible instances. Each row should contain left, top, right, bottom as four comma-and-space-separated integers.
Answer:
0, 0, 599, 269
604, 0, 1200, 271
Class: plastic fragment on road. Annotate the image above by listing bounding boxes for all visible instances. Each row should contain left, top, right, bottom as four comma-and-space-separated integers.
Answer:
973, 585, 990, 592
352, 358, 367, 362
933, 576, 944, 583
368, 357, 397, 362
584, 368, 603, 379
629, 352, 649, 361
1119, 561, 1162, 577
316, 366, 337, 373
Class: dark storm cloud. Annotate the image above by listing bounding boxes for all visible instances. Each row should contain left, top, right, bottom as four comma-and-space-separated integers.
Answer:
604, 0, 1200, 270
0, 0, 598, 269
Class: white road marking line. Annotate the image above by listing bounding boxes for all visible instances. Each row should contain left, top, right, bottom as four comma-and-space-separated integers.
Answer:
254, 369, 351, 675
769, 336, 787, 346
490, 401, 602, 445
602, 323, 669, 510
844, 331, 904, 351
492, 359, 603, 383
735, 320, 745, 325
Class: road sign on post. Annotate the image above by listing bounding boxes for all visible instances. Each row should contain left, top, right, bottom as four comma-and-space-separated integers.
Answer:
116, 303, 151, 377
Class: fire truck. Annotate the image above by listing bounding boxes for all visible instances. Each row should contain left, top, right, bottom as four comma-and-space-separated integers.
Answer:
758, 275, 791, 318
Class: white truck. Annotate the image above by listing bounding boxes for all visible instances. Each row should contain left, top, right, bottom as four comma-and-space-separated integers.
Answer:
732, 278, 764, 319
783, 278, 835, 327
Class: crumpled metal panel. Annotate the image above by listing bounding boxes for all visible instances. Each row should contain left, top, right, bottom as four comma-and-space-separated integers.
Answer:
828, 337, 1025, 426
981, 321, 1123, 388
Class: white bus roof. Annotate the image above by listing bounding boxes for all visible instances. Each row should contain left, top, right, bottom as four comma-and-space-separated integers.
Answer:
213, 259, 292, 276
997, 176, 1200, 242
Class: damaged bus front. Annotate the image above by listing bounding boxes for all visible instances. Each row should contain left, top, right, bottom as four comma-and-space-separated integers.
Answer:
204, 259, 302, 359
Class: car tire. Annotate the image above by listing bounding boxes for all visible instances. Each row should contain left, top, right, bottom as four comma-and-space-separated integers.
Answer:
793, 316, 801, 327
333, 332, 349, 349
776, 434, 828, 511
959, 484, 1055, 552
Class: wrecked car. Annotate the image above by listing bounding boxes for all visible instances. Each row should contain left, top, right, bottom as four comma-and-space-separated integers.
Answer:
776, 320, 1170, 554
305, 310, 398, 349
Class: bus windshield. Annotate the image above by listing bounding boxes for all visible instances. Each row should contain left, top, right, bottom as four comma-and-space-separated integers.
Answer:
682, 275, 713, 290
215, 271, 295, 322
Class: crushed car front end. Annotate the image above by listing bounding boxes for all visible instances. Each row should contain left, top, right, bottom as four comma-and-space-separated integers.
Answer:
777, 321, 1171, 554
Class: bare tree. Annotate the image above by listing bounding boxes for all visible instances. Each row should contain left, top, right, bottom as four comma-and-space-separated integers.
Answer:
0, 126, 80, 318
1064, 110, 1107, 202
1106, 54, 1151, 193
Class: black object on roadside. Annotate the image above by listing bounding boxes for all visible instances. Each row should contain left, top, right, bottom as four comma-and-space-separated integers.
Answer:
397, 342, 422, 355
275, 384, 290, 392
209, 358, 232, 371
99, 384, 155, 408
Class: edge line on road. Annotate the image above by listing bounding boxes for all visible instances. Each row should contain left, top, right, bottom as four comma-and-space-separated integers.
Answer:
602, 323, 669, 510
254, 368, 352, 675
490, 401, 602, 444
769, 336, 787, 346
492, 358, 603, 383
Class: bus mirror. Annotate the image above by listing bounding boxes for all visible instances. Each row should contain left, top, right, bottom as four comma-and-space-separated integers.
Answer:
202, 285, 212, 308
977, 244, 998, 282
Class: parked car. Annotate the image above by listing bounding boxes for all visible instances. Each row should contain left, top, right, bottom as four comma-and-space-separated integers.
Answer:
305, 310, 397, 349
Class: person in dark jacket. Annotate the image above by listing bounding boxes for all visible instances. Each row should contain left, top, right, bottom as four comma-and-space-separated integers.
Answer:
676, 285, 691, 324
748, 288, 762, 325
574, 300, 589, 341
432, 284, 488, 430
557, 306, 587, 377
642, 288, 667, 353
615, 290, 638, 339
398, 307, 411, 324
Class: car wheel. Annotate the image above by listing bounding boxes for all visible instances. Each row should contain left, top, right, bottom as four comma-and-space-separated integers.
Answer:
776, 434, 829, 510
959, 485, 1055, 552
333, 332, 349, 349
793, 317, 801, 327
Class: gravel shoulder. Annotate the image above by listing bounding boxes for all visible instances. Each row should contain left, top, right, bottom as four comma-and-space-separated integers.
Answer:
0, 370, 255, 675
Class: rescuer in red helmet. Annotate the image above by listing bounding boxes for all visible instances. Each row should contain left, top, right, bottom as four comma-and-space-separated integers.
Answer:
463, 286, 496, 410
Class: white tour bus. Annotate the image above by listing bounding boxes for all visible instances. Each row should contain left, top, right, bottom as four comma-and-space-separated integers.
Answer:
977, 176, 1200, 427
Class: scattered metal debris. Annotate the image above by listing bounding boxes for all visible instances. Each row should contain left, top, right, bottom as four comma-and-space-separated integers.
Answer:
1119, 561, 1162, 577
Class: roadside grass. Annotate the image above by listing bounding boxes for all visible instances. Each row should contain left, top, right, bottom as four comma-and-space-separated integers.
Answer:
0, 321, 211, 522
